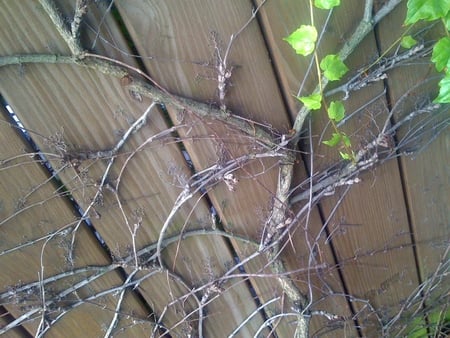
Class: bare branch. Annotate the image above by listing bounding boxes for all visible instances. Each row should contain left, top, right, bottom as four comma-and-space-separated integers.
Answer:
71, 0, 89, 43
38, 0, 83, 55
104, 269, 139, 338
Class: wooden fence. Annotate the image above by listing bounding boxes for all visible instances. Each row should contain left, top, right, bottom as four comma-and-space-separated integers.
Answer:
0, 0, 448, 337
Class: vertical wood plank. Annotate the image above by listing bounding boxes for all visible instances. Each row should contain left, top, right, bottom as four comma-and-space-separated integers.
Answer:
255, 0, 426, 336
1, 1, 269, 335
374, 3, 450, 335
0, 105, 151, 336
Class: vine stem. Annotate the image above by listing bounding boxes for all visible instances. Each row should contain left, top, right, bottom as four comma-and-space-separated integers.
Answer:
261, 1, 402, 337
38, 0, 83, 55
1, 0, 406, 336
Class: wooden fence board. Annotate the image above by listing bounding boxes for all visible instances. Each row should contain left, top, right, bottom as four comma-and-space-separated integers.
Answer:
1, 1, 268, 335
256, 2, 378, 336
114, 0, 290, 250
115, 1, 311, 336
374, 4, 450, 333
253, 1, 432, 336
0, 106, 151, 336
115, 0, 289, 129
253, 2, 376, 336
0, 0, 448, 336
375, 0, 450, 277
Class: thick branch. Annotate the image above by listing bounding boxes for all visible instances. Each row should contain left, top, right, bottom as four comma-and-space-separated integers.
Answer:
12, 0, 280, 149
38, 0, 83, 55
0, 53, 277, 149
293, 0, 402, 134
259, 1, 403, 336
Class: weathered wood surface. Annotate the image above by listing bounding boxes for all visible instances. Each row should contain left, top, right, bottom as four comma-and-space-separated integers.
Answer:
0, 104, 152, 336
0, 0, 448, 337
1, 1, 265, 336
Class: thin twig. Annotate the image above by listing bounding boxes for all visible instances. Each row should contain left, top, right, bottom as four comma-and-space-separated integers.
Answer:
71, 0, 89, 43
104, 269, 139, 338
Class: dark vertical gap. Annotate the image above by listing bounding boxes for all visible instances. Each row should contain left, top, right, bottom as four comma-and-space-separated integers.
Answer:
250, 0, 362, 335
106, 1, 152, 78
250, 0, 295, 127
0, 306, 33, 337
300, 120, 363, 337
0, 95, 157, 332
0, 99, 119, 257
311, 192, 364, 337
0, 95, 107, 251
104, 2, 267, 334
218, 0, 303, 333
157, 103, 274, 336
91, 3, 189, 334
371, 22, 428, 336
91, 8, 179, 324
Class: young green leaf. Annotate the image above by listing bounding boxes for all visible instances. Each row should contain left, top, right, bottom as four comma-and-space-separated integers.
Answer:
341, 133, 351, 147
431, 37, 450, 71
328, 101, 345, 122
445, 11, 450, 31
339, 151, 352, 160
320, 54, 349, 81
401, 35, 418, 49
284, 25, 318, 56
323, 132, 341, 147
404, 0, 450, 25
314, 0, 340, 10
298, 93, 322, 110
433, 73, 450, 103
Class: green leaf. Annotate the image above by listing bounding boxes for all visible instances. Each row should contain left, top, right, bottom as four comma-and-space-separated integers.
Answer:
328, 101, 345, 122
283, 25, 318, 56
339, 151, 352, 160
445, 11, 450, 31
405, 308, 450, 337
341, 134, 351, 147
401, 35, 418, 48
298, 93, 322, 110
404, 0, 450, 25
323, 133, 341, 147
314, 0, 340, 10
320, 54, 349, 81
432, 37, 450, 71
433, 72, 450, 103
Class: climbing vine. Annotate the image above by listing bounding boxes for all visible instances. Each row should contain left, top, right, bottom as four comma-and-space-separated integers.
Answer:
284, 0, 354, 160
284, 0, 450, 161
0, 0, 448, 337
404, 0, 450, 103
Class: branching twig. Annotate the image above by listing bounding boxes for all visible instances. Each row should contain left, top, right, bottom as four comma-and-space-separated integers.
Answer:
104, 269, 139, 338
71, 0, 89, 43
213, 0, 268, 110
228, 296, 281, 338
38, 0, 83, 55
67, 102, 157, 265
155, 150, 285, 266
1, 0, 446, 336
327, 43, 432, 100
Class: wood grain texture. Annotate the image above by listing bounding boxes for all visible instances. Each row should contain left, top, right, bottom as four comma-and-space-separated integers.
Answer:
0, 106, 150, 337
375, 0, 450, 276
0, 0, 447, 336
374, 4, 450, 331
116, 1, 302, 335
0, 1, 267, 336
254, 1, 430, 336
